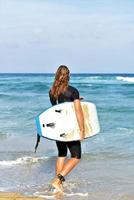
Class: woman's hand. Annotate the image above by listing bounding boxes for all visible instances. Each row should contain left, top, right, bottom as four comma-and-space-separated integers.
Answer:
79, 130, 85, 141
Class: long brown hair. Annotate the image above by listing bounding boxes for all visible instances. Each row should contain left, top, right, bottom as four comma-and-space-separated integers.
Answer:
50, 65, 70, 99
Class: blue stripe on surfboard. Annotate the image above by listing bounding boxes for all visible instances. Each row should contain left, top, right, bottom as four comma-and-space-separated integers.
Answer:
35, 103, 69, 138
35, 116, 42, 136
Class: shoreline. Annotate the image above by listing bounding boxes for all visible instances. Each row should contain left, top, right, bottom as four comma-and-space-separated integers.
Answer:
0, 192, 43, 200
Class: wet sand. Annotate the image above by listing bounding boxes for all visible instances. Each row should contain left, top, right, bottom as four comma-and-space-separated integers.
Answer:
0, 192, 43, 200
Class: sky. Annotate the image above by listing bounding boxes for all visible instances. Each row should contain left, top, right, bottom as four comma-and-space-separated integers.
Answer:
0, 0, 134, 73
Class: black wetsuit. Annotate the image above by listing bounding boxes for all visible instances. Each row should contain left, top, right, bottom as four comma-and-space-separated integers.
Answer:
49, 85, 81, 159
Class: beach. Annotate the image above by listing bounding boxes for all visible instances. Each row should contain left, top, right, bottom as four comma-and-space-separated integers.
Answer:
0, 73, 134, 200
0, 192, 43, 200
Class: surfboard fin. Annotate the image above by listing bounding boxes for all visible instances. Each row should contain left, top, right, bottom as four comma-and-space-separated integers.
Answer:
34, 133, 40, 153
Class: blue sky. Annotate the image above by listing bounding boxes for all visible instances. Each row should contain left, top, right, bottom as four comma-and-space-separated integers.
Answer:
0, 0, 134, 73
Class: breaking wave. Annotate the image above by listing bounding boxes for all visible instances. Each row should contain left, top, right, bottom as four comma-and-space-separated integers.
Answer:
0, 156, 49, 167
116, 76, 134, 83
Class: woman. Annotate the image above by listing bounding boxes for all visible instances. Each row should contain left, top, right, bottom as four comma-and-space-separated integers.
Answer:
49, 65, 85, 192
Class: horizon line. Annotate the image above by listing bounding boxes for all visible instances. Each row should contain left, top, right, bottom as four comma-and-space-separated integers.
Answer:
0, 72, 134, 75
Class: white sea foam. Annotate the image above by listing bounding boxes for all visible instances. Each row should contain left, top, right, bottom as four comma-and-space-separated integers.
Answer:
117, 127, 134, 135
116, 76, 134, 83
0, 156, 48, 167
71, 76, 103, 83
65, 192, 88, 197
35, 191, 88, 199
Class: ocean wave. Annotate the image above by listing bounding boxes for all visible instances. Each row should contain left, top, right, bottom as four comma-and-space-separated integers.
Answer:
116, 76, 134, 83
0, 82, 50, 94
71, 76, 104, 83
0, 156, 49, 167
0, 132, 11, 139
35, 191, 88, 198
117, 127, 134, 135
0, 94, 21, 101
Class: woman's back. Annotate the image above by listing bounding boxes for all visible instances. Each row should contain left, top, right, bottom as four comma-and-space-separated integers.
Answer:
49, 85, 79, 105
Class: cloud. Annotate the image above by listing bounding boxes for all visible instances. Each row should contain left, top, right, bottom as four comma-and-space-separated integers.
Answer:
0, 0, 134, 72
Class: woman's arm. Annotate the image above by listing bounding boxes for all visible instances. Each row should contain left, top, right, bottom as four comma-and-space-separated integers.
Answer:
73, 99, 85, 140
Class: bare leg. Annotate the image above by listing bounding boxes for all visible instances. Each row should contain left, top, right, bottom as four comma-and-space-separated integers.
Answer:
56, 157, 66, 175
51, 157, 80, 192
60, 158, 80, 177
51, 157, 66, 192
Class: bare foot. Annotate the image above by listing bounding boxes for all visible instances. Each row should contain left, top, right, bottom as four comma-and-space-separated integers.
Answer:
51, 178, 63, 193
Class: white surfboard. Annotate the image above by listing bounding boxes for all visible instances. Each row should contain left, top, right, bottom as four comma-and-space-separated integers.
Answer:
35, 102, 100, 142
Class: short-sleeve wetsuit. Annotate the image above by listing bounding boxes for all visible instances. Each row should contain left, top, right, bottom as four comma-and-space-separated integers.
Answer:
49, 85, 81, 159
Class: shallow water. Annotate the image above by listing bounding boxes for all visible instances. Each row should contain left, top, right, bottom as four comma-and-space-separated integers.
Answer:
0, 73, 134, 200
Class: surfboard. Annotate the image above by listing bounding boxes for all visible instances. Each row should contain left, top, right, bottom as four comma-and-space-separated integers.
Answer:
35, 102, 100, 142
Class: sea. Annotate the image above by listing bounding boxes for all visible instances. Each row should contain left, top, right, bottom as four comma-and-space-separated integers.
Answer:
0, 73, 134, 200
